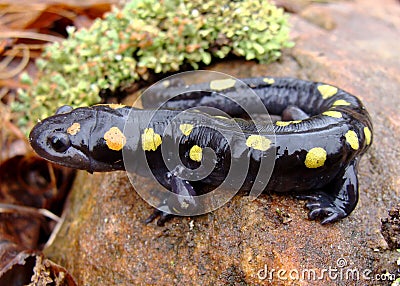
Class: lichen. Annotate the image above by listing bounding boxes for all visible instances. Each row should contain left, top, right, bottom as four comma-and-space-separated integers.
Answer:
15, 0, 293, 132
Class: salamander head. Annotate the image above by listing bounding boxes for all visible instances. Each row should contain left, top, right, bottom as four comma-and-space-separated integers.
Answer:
30, 104, 128, 172
29, 106, 97, 171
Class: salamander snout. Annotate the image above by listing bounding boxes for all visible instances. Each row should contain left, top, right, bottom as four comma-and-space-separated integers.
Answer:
29, 116, 92, 170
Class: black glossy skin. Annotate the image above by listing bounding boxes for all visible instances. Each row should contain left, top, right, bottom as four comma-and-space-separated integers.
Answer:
29, 77, 373, 225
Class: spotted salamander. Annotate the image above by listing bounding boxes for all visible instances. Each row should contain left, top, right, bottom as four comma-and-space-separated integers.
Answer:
29, 77, 373, 225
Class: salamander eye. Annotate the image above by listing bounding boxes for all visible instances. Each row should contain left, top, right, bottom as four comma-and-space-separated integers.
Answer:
48, 133, 71, 152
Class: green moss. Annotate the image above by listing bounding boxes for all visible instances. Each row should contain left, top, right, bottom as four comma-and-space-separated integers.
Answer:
15, 0, 293, 132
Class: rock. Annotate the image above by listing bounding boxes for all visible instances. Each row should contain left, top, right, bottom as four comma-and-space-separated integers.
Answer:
44, 0, 400, 284
300, 5, 337, 30
381, 204, 400, 250
274, 0, 311, 14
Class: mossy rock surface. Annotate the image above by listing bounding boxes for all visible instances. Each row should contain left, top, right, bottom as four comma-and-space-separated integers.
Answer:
16, 0, 292, 131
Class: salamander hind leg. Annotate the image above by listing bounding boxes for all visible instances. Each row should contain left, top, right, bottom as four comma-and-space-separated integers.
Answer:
144, 208, 172, 226
145, 171, 199, 226
282, 105, 309, 121
301, 160, 359, 224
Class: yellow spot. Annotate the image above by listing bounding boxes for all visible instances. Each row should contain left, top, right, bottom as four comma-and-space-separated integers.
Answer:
104, 127, 126, 151
179, 124, 194, 136
345, 130, 359, 150
263, 78, 275, 84
305, 147, 327, 168
141, 128, 162, 151
364, 127, 372, 145
332, 99, 350, 106
67, 122, 80, 135
142, 128, 162, 151
189, 145, 203, 162
109, 104, 126, 109
318, 85, 338, 99
276, 121, 290, 127
95, 103, 126, 109
214, 115, 229, 120
209, 78, 236, 91
246, 135, 271, 151
275, 120, 301, 126
162, 80, 170, 87
322, 111, 342, 118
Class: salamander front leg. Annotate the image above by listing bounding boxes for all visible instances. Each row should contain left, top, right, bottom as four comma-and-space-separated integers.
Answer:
145, 172, 198, 226
144, 208, 172, 226
301, 159, 359, 224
